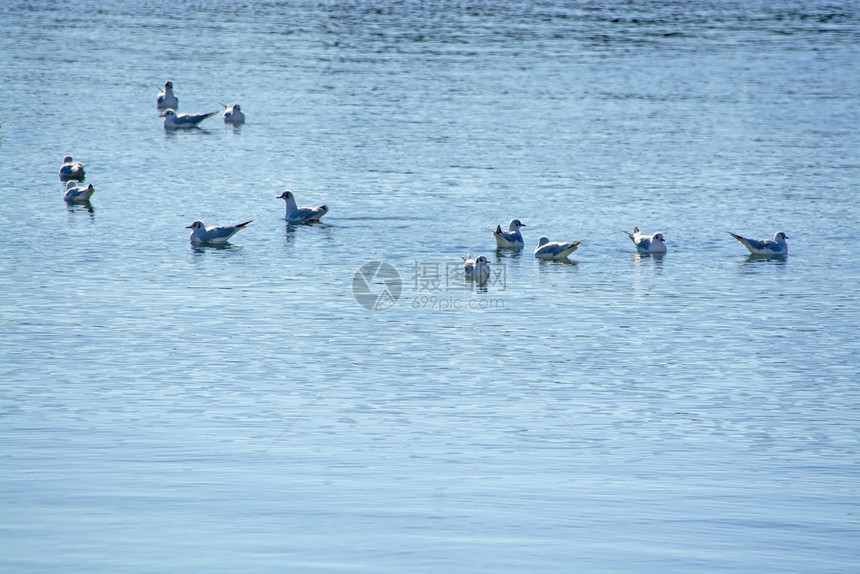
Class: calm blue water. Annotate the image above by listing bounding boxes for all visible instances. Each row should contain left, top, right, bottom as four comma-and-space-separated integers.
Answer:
2, 1, 859, 572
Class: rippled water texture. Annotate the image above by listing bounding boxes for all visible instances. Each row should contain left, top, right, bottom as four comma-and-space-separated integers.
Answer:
1, 1, 859, 572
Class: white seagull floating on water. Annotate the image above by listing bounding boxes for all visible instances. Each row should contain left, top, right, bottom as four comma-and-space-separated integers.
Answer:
472, 255, 491, 286
729, 231, 788, 256
59, 156, 86, 182
186, 220, 252, 244
63, 181, 96, 202
157, 81, 178, 109
623, 226, 667, 254
160, 109, 218, 130
223, 104, 245, 124
534, 236, 583, 260
278, 190, 329, 223
493, 219, 526, 250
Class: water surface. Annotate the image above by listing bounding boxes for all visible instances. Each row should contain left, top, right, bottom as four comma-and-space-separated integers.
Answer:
1, 1, 858, 572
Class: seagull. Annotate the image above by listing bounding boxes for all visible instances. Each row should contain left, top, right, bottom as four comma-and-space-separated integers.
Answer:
623, 227, 667, 254
63, 181, 96, 202
186, 220, 252, 244
159, 109, 218, 130
157, 81, 178, 109
472, 255, 491, 286
462, 253, 475, 276
493, 219, 526, 250
729, 231, 788, 256
59, 156, 86, 182
534, 236, 583, 260
223, 104, 245, 124
277, 190, 329, 223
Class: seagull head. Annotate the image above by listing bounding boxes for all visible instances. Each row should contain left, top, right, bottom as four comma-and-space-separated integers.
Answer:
62, 155, 73, 163
509, 219, 525, 231
233, 104, 242, 112
277, 190, 294, 201
164, 81, 173, 90
537, 236, 550, 246
774, 231, 788, 241
186, 221, 205, 230
159, 109, 176, 118
653, 233, 665, 242
475, 256, 490, 265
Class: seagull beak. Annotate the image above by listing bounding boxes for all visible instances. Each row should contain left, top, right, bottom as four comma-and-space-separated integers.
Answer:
185, 225, 193, 229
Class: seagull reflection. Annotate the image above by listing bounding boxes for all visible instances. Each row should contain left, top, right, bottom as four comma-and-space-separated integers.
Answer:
66, 201, 94, 215
190, 243, 242, 255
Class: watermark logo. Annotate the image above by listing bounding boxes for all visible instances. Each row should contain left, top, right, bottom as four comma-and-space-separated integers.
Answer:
352, 261, 403, 311
412, 261, 506, 293
353, 259, 506, 311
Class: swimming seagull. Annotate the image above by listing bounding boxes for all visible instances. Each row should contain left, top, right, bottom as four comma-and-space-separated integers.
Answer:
63, 181, 96, 202
157, 81, 178, 109
59, 156, 86, 182
159, 108, 218, 129
223, 104, 245, 124
729, 231, 788, 256
186, 220, 253, 244
534, 236, 583, 260
623, 227, 667, 254
462, 253, 475, 277
472, 255, 491, 286
493, 219, 526, 250
277, 190, 329, 223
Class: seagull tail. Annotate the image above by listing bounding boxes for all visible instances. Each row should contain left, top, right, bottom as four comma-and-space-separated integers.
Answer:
236, 220, 254, 229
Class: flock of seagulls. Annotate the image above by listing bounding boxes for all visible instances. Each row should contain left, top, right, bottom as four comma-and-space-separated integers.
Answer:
156, 81, 245, 129
457, 221, 788, 285
58, 79, 790, 281
58, 81, 246, 206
